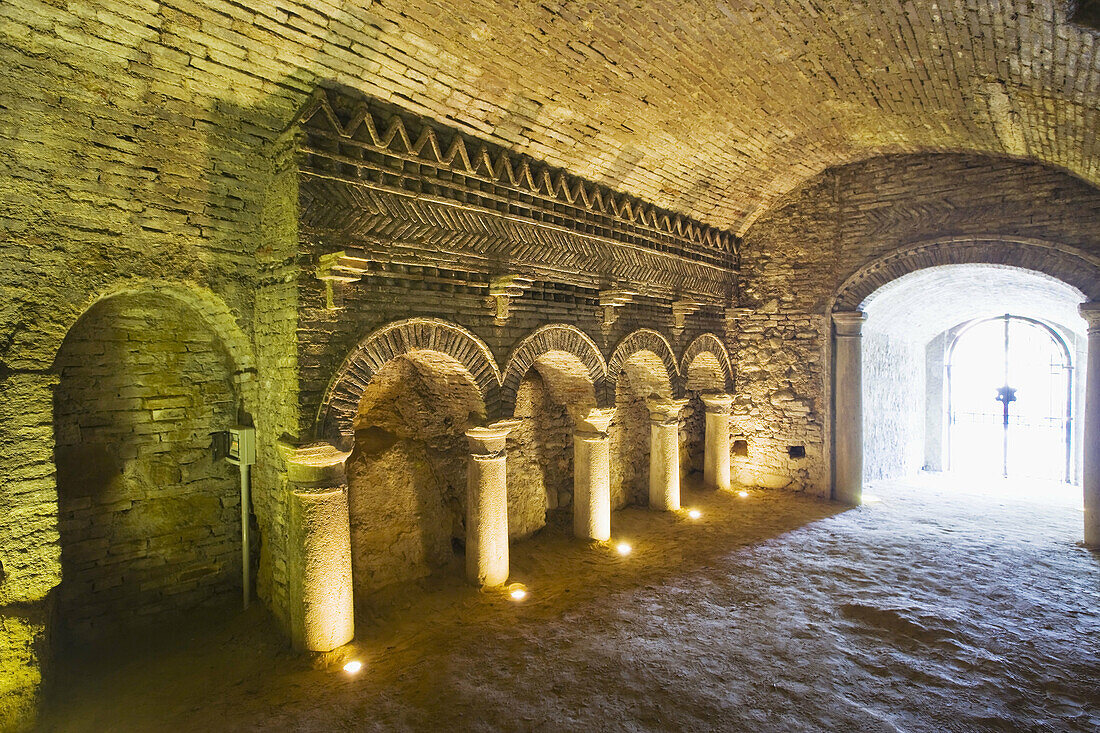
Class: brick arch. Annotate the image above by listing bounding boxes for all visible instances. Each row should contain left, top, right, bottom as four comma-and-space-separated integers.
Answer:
832, 236, 1100, 312
679, 333, 733, 392
319, 318, 502, 441
59, 279, 256, 375
56, 279, 257, 411
606, 329, 680, 398
500, 325, 607, 415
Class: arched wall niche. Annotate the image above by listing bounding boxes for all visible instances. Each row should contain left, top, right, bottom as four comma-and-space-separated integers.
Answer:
500, 324, 605, 416
681, 333, 733, 393
507, 347, 601, 534
606, 329, 680, 403
52, 287, 249, 645
608, 340, 676, 509
345, 350, 485, 600
679, 333, 733, 478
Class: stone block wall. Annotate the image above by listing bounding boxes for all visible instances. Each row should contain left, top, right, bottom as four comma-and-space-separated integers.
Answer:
728, 312, 827, 493
508, 372, 575, 536
52, 294, 241, 643
862, 331, 925, 482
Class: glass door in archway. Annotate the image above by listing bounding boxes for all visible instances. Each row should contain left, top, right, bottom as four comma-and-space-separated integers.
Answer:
946, 315, 1072, 482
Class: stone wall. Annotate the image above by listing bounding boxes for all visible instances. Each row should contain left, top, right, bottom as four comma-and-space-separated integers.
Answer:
508, 372, 575, 536
862, 331, 925, 482
53, 294, 242, 643
728, 312, 827, 493
609, 381, 654, 509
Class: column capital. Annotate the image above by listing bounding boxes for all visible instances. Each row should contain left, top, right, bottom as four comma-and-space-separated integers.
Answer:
700, 392, 733, 414
465, 421, 518, 455
1080, 302, 1100, 334
832, 310, 865, 337
277, 440, 351, 487
572, 406, 616, 435
647, 398, 689, 424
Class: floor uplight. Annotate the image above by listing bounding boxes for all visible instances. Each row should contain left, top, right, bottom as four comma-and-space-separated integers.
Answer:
688, 509, 702, 520
737, 490, 749, 498
509, 588, 528, 601
343, 661, 362, 674
616, 542, 632, 556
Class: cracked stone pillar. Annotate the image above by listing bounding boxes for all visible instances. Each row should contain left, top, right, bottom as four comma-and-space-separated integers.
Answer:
572, 407, 616, 541
466, 424, 514, 586
282, 441, 355, 652
648, 398, 689, 511
833, 311, 865, 506
701, 393, 733, 491
1081, 302, 1100, 547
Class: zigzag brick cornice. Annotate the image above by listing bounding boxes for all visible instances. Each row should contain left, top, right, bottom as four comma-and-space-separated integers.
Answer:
300, 178, 733, 300
292, 88, 740, 268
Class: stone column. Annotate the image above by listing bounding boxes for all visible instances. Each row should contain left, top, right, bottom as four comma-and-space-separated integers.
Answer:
701, 393, 733, 491
572, 407, 616, 541
1080, 303, 1100, 547
647, 398, 689, 511
281, 442, 355, 652
833, 311, 865, 505
465, 424, 514, 587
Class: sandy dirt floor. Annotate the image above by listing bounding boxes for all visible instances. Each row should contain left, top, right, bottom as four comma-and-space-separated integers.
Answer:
37, 475, 1100, 732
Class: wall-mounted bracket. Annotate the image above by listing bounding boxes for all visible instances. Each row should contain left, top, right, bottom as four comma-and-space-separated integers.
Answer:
599, 288, 638, 333
671, 299, 704, 337
316, 251, 371, 310
724, 306, 754, 336
488, 275, 534, 325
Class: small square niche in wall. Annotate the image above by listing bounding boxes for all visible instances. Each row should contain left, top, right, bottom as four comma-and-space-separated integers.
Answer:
787, 445, 806, 459
732, 439, 749, 457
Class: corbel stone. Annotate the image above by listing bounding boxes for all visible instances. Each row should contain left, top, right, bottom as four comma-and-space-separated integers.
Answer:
488, 275, 534, 325
724, 306, 754, 337
316, 251, 371, 311
599, 288, 638, 333
671, 299, 703, 337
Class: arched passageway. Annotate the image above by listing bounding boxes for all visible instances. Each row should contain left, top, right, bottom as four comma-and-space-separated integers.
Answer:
345, 351, 485, 599
830, 251, 1100, 544
53, 292, 246, 647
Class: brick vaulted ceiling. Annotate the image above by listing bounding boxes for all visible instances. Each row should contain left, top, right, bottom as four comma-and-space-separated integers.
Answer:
333, 0, 1100, 235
